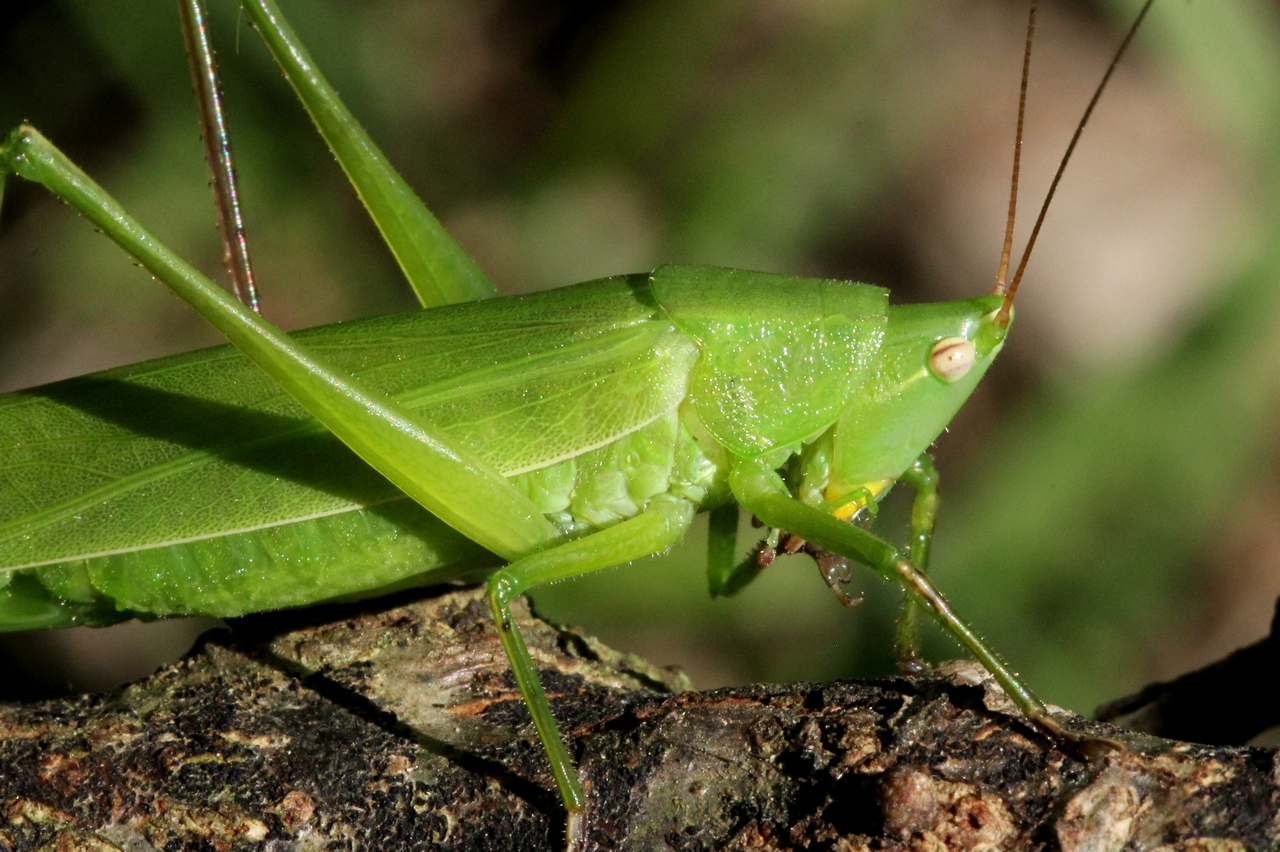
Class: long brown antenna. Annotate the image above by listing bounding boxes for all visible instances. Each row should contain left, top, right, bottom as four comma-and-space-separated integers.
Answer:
179, 0, 261, 314
993, 0, 1156, 328
994, 0, 1037, 292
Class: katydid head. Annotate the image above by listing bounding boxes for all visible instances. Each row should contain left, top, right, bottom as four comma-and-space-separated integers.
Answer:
821, 295, 1007, 511
820, 0, 1154, 516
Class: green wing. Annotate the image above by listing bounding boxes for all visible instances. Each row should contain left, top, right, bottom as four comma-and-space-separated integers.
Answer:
0, 275, 697, 620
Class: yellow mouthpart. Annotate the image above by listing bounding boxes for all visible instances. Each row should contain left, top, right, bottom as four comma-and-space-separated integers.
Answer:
825, 478, 892, 521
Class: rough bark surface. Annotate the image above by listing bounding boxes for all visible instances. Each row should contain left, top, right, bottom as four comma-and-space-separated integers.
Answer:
1, 585, 1276, 851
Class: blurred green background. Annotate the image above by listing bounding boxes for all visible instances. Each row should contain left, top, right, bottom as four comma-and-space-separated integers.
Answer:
1, 0, 1279, 722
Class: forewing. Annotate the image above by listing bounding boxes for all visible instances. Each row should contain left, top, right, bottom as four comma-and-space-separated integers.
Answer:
0, 275, 695, 571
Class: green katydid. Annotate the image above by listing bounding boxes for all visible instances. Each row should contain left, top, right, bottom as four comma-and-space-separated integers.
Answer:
0, 0, 1156, 845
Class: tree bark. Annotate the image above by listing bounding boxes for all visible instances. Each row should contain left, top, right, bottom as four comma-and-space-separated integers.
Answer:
1, 585, 1275, 851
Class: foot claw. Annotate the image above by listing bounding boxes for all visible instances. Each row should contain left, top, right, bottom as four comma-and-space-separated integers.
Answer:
1037, 714, 1128, 760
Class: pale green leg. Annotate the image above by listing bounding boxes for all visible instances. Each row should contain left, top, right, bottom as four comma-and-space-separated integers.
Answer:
237, 0, 495, 308
709, 482, 880, 600
487, 497, 695, 849
728, 459, 1072, 741
706, 503, 753, 596
894, 452, 939, 673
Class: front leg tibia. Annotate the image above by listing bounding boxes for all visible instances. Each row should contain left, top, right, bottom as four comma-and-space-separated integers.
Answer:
727, 459, 1067, 740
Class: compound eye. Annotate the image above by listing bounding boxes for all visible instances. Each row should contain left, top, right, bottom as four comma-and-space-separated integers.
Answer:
928, 336, 975, 383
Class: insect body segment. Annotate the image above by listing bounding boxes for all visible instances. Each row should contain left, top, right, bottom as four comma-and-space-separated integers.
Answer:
652, 264, 890, 461
822, 297, 1008, 512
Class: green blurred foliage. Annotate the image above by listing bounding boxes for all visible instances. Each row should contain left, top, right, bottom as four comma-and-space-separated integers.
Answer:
1, 0, 1279, 717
